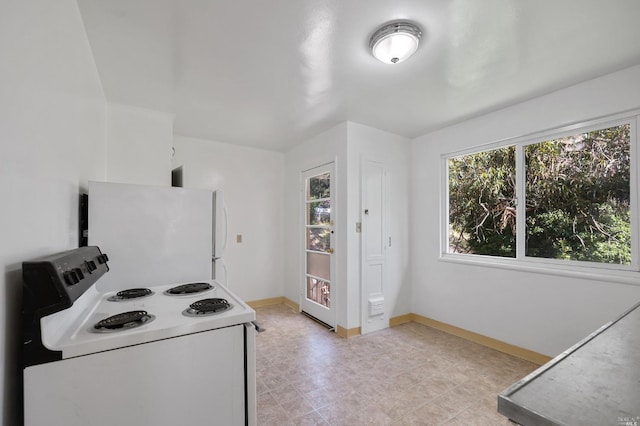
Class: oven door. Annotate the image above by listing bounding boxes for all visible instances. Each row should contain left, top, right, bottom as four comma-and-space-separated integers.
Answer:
25, 325, 246, 425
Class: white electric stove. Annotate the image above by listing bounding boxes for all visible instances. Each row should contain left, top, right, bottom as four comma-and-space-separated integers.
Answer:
22, 246, 256, 426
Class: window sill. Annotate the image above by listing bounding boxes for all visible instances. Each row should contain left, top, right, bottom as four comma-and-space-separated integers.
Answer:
439, 253, 640, 286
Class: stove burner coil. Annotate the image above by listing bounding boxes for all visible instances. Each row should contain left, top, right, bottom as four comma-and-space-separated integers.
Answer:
93, 310, 155, 332
165, 282, 213, 296
183, 298, 232, 317
107, 288, 154, 301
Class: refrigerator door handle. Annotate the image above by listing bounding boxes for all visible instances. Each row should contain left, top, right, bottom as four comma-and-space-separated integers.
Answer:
222, 205, 228, 252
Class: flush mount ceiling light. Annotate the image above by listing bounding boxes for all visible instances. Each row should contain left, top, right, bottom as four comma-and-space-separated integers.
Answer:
369, 20, 422, 64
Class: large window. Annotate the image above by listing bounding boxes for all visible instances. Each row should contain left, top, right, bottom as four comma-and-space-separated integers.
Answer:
445, 116, 636, 270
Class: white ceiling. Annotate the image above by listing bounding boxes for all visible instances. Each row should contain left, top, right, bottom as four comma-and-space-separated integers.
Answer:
77, 0, 640, 152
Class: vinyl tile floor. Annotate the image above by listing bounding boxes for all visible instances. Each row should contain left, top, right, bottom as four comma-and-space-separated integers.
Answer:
255, 304, 538, 426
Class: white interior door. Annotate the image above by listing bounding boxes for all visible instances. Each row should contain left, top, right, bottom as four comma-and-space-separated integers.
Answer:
361, 159, 387, 334
300, 163, 336, 328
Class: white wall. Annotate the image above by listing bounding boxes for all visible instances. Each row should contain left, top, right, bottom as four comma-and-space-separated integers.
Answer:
172, 135, 285, 303
0, 1, 106, 424
106, 103, 173, 186
411, 64, 640, 357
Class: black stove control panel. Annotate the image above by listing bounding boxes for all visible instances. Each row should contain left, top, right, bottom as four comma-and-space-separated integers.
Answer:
22, 246, 109, 368
22, 246, 109, 318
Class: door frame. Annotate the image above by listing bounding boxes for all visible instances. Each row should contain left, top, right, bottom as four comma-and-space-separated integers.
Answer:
299, 161, 337, 329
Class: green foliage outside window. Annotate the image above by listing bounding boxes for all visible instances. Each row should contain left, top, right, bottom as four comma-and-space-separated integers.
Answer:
308, 172, 330, 200
449, 146, 516, 257
448, 123, 631, 265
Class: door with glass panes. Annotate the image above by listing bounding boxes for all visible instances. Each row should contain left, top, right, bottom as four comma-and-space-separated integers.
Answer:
301, 163, 335, 327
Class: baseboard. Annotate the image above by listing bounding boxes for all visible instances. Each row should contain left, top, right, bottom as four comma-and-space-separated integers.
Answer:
391, 313, 552, 366
282, 297, 299, 311
336, 325, 361, 338
389, 314, 413, 327
246, 297, 284, 309
246, 296, 300, 311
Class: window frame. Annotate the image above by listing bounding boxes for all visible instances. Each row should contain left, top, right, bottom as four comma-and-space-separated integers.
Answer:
441, 111, 639, 277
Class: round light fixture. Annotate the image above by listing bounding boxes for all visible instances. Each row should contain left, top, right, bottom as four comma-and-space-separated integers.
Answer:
369, 21, 422, 64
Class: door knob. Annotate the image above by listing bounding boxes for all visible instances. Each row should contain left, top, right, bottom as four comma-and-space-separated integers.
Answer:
327, 248, 334, 254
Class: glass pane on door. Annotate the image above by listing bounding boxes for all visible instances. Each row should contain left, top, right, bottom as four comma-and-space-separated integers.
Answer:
308, 173, 330, 200
307, 201, 331, 225
306, 277, 330, 308
306, 252, 330, 280
307, 228, 330, 251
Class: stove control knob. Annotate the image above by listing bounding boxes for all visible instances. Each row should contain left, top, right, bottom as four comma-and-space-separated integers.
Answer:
72, 268, 84, 280
85, 260, 97, 272
63, 270, 80, 285
97, 253, 109, 264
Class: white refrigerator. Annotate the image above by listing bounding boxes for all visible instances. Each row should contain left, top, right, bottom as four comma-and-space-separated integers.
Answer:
87, 181, 227, 292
